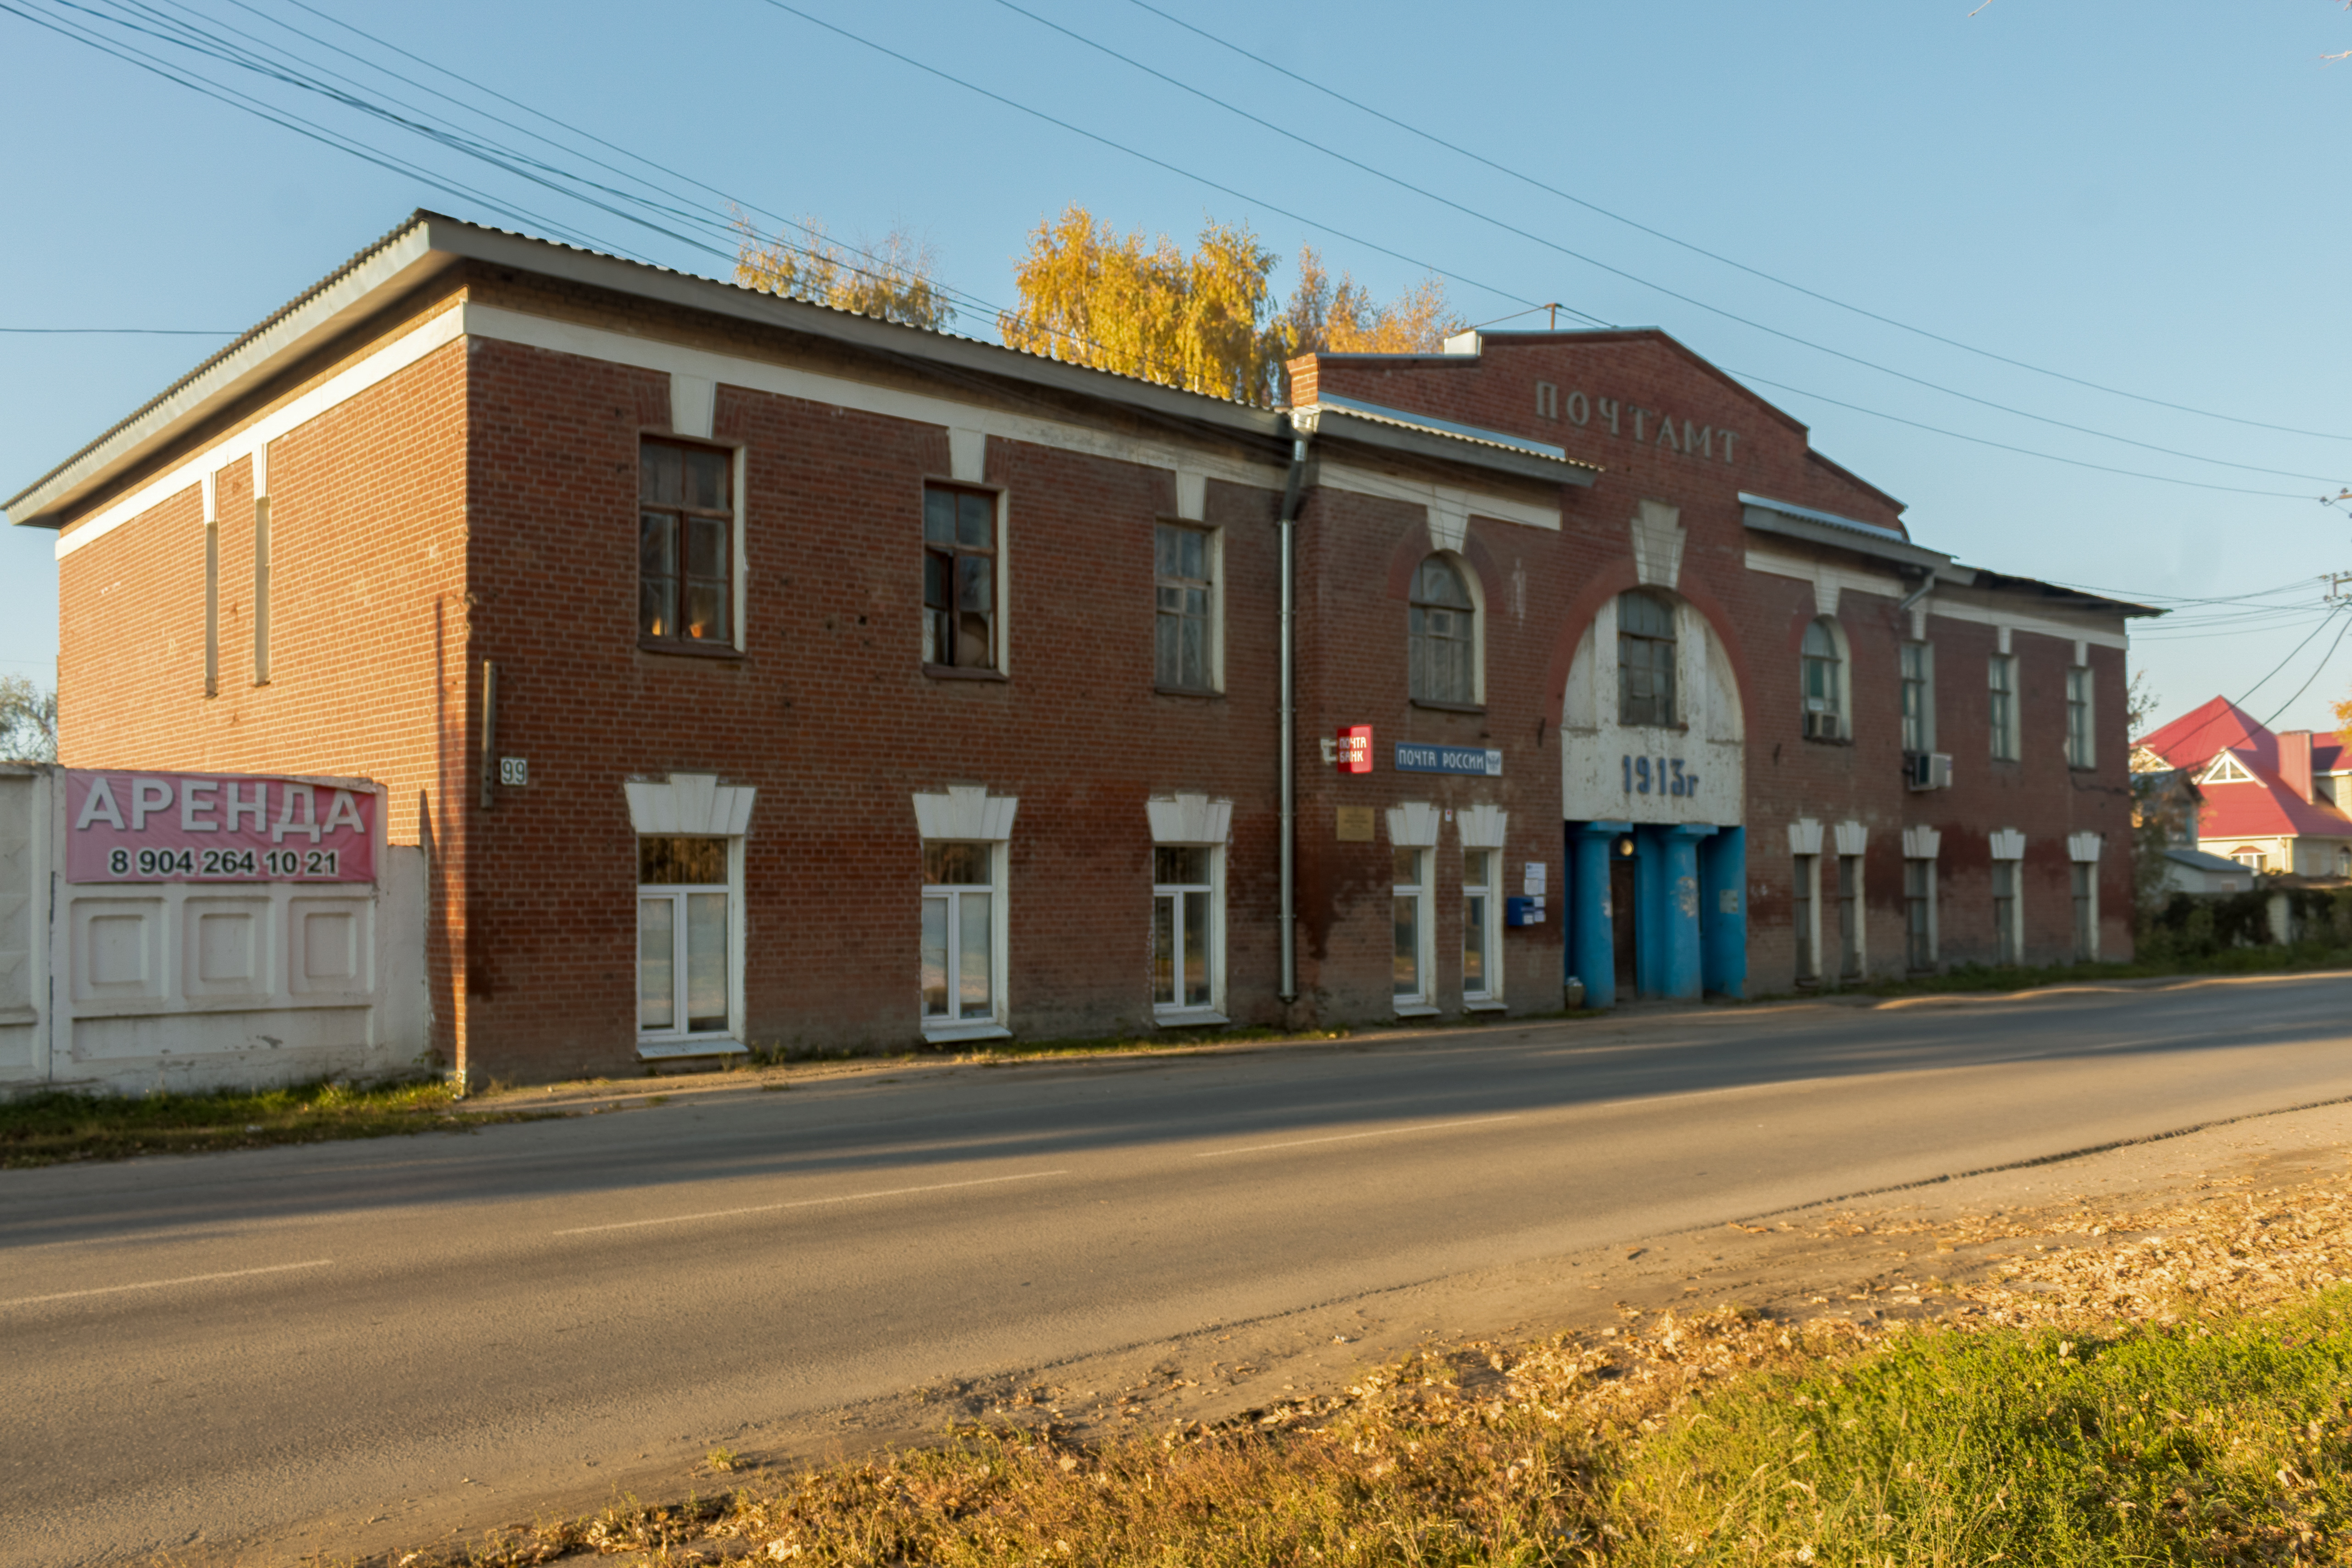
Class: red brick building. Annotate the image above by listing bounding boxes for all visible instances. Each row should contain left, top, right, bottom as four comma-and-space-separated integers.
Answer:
6, 213, 2151, 1083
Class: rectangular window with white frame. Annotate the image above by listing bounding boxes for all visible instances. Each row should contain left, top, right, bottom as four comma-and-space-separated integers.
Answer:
2066, 658, 2095, 770
1154, 521, 1219, 693
1901, 640, 1934, 753
1989, 652, 2020, 761
1836, 854, 1863, 981
2068, 833, 2102, 962
2071, 862, 2096, 961
638, 835, 736, 1046
1393, 848, 1434, 1011
1992, 858, 2023, 963
921, 840, 1004, 1035
1152, 844, 1222, 1021
1462, 848, 1501, 1007
1904, 858, 1937, 971
1793, 853, 1820, 982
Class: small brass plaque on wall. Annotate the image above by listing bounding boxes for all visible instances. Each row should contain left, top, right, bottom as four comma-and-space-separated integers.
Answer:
1335, 805, 1375, 842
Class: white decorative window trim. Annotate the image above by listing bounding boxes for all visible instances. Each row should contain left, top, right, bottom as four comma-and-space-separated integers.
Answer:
1147, 793, 1232, 844
1833, 820, 1867, 858
1787, 817, 1824, 857
1386, 801, 1442, 848
2068, 831, 2104, 864
913, 785, 1019, 843
669, 372, 716, 440
1174, 468, 1207, 521
1630, 499, 1685, 591
625, 773, 757, 836
948, 427, 987, 483
1458, 803, 1509, 850
1901, 824, 1942, 860
1990, 828, 2027, 862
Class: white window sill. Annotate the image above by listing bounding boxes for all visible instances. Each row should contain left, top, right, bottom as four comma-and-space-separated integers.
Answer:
1153, 1007, 1229, 1028
1463, 998, 1508, 1013
922, 1019, 1012, 1044
1392, 1002, 1441, 1019
636, 1036, 749, 1061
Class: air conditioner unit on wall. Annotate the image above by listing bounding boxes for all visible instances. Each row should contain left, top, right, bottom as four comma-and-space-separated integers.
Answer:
1804, 710, 1841, 740
1906, 752, 1953, 791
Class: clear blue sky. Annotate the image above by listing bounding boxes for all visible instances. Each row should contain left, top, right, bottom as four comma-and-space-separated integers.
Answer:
5, 0, 2349, 737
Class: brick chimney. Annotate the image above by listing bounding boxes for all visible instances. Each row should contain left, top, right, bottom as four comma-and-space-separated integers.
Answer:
2281, 729, 2315, 802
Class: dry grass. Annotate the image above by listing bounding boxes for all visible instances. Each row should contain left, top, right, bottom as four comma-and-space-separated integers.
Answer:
370, 1167, 2352, 1567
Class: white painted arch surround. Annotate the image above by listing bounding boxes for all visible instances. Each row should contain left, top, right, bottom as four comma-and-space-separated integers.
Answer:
1560, 593, 1745, 826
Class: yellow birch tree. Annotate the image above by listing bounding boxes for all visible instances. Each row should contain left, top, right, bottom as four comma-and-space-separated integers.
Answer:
733, 212, 955, 331
999, 209, 1463, 404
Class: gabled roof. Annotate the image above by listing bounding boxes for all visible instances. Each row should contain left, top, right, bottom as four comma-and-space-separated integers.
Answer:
2143, 696, 2352, 843
2138, 696, 2277, 775
2199, 776, 2352, 842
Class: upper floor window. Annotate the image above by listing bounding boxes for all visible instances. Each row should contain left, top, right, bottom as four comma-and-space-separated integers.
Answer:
1409, 555, 1476, 707
1989, 653, 2020, 761
640, 439, 733, 650
924, 485, 998, 671
1616, 590, 1677, 727
2065, 661, 2095, 769
1900, 641, 1934, 753
1154, 523, 1215, 692
1801, 618, 1845, 740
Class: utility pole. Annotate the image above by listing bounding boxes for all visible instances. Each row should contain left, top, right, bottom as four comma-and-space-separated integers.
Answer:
2326, 572, 2352, 604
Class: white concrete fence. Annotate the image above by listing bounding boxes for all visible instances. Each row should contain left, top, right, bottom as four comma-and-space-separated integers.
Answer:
0, 764, 429, 1097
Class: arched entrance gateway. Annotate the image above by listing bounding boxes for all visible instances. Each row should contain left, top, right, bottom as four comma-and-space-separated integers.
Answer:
1559, 502, 1747, 1006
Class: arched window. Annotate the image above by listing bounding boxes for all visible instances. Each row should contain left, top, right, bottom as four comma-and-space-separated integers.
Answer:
1801, 618, 1845, 740
1409, 556, 1476, 705
1616, 589, 1677, 726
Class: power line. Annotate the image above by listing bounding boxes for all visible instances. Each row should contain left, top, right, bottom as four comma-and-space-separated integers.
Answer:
4, 0, 618, 252
2224, 607, 2350, 708
1116, 0, 2352, 447
985, 0, 2347, 487
2257, 609, 2352, 727
1724, 365, 2321, 500
1, 325, 239, 335
14, 0, 2345, 500
12, 0, 1013, 349
6, 0, 1282, 413
745, 0, 1552, 320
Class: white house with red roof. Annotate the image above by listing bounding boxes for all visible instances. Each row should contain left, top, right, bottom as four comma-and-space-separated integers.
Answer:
2134, 697, 2352, 880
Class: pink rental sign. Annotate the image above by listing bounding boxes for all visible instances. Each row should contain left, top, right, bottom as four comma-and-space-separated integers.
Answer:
66, 769, 379, 884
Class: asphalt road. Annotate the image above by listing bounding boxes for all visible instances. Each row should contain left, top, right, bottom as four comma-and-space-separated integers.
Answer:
5, 973, 2350, 1565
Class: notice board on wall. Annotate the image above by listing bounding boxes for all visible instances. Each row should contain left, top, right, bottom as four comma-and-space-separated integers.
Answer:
65, 769, 379, 884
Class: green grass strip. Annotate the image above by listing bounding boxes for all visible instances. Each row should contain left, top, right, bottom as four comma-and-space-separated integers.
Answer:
1617, 1294, 2352, 1564
0, 1077, 561, 1168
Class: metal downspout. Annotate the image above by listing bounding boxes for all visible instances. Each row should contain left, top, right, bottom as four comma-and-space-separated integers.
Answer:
1276, 430, 1311, 1004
